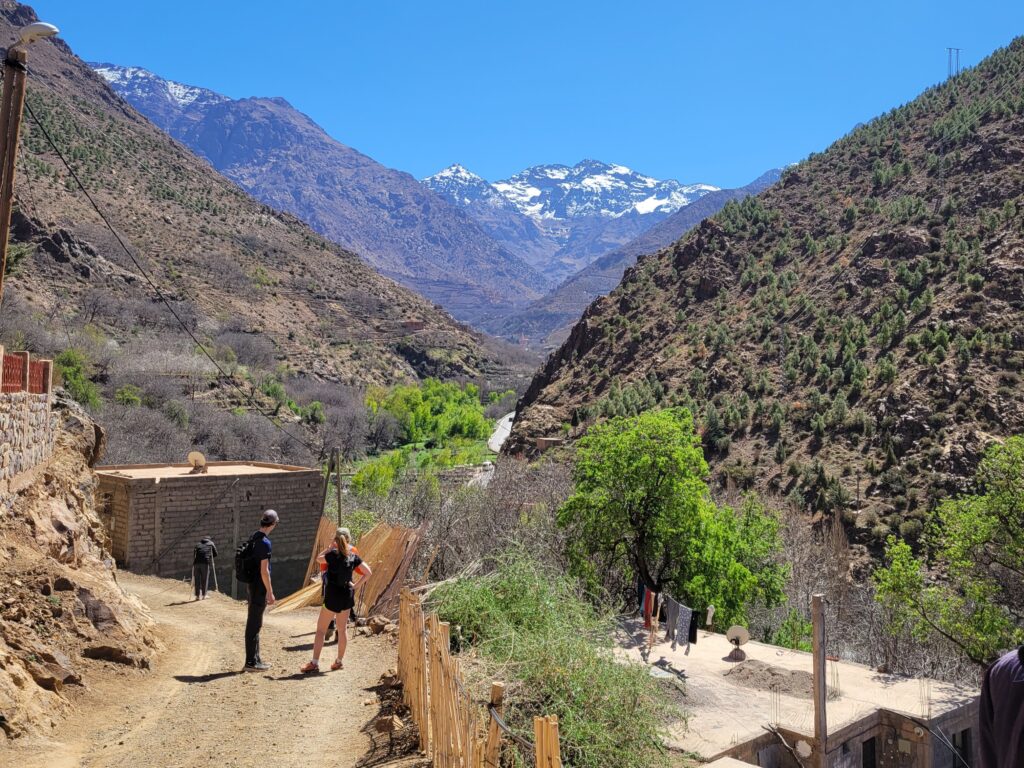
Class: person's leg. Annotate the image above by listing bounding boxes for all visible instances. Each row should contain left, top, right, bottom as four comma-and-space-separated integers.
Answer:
334, 609, 351, 665
199, 563, 210, 598
244, 585, 266, 667
311, 607, 334, 664
193, 565, 200, 600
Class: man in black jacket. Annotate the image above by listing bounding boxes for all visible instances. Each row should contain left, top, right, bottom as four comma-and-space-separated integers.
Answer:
192, 536, 218, 600
980, 645, 1024, 768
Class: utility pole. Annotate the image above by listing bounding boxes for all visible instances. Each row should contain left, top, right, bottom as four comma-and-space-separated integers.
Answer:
947, 47, 962, 79
811, 594, 828, 768
0, 22, 58, 304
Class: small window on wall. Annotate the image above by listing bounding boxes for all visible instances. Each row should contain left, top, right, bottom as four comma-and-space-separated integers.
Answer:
952, 728, 972, 766
862, 736, 877, 768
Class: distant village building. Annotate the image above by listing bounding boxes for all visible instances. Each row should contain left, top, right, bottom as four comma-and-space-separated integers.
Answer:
625, 628, 978, 768
95, 462, 321, 596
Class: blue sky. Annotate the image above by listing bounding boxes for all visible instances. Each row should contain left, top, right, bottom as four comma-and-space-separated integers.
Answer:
28, 0, 1024, 188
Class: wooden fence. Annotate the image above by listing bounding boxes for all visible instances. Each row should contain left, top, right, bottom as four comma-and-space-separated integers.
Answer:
1, 349, 52, 396
398, 589, 562, 768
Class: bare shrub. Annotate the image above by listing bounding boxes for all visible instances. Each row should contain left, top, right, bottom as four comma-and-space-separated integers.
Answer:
215, 330, 276, 369
389, 458, 572, 581
100, 404, 193, 465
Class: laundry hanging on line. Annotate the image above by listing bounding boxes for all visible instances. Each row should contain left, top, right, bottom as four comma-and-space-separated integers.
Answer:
663, 596, 680, 642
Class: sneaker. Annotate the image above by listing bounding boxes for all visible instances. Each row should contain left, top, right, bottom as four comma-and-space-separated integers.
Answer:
300, 661, 320, 674
243, 661, 271, 672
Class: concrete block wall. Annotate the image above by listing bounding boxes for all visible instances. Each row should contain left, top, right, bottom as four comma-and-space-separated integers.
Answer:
97, 467, 323, 597
0, 392, 55, 482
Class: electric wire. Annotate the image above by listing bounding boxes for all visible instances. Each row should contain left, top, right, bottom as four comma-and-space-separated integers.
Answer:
20, 93, 320, 456
140, 477, 239, 574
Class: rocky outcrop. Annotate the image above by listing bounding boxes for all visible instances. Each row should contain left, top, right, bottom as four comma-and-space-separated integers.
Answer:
0, 395, 155, 741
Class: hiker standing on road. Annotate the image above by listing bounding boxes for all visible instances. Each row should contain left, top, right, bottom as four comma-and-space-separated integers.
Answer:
192, 536, 218, 600
321, 527, 359, 645
301, 527, 371, 673
243, 510, 278, 672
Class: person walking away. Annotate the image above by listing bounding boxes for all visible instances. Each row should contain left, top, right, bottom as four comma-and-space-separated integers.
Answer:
192, 536, 218, 600
980, 645, 1024, 767
243, 510, 278, 672
301, 527, 371, 673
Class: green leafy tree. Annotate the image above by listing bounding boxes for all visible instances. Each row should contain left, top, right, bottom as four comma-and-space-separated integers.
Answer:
558, 408, 786, 627
55, 349, 101, 409
874, 436, 1024, 665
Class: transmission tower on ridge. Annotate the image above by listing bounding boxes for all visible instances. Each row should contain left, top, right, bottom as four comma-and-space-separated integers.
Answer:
947, 47, 962, 78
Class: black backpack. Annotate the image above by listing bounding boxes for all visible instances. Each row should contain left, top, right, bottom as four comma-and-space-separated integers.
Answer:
234, 532, 262, 584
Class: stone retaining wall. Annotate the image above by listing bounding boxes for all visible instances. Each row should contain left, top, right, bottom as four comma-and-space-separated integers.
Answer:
0, 391, 55, 482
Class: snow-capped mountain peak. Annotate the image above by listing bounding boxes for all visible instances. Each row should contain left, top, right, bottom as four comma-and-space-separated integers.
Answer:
491, 160, 718, 221
92, 63, 227, 117
423, 164, 516, 210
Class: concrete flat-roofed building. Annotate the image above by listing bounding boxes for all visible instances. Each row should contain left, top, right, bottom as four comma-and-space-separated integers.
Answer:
95, 461, 322, 596
622, 625, 979, 767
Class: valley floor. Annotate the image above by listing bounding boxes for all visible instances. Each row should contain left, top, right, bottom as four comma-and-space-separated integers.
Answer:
6, 573, 398, 768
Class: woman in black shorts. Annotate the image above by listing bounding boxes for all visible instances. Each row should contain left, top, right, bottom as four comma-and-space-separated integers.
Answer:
301, 528, 372, 673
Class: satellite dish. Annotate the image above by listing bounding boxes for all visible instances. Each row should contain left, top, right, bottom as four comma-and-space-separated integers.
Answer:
726, 625, 750, 647
187, 451, 208, 474
726, 625, 750, 661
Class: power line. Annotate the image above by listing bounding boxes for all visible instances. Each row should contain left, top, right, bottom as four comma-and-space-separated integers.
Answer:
21, 93, 321, 457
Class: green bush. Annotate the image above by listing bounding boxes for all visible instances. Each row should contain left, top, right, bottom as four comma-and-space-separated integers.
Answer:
770, 608, 813, 651
55, 349, 101, 409
431, 552, 671, 768
114, 385, 142, 407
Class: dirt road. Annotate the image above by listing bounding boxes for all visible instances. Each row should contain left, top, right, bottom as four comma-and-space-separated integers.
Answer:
7, 573, 395, 768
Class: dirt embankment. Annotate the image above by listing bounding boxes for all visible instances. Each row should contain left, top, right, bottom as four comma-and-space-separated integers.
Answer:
0, 393, 156, 741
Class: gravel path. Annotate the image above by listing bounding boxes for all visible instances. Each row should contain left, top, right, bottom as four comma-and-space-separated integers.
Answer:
7, 572, 395, 768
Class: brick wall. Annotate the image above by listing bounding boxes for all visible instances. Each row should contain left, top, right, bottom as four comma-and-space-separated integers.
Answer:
0, 391, 55, 483
97, 467, 323, 597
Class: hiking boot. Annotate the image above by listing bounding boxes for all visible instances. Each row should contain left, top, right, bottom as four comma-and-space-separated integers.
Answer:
243, 661, 271, 672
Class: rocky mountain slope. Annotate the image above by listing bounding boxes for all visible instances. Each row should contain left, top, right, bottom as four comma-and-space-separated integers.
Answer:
0, 395, 155, 740
508, 36, 1024, 551
91, 63, 546, 323
1, 2, 512, 387
492, 169, 783, 346
424, 159, 718, 284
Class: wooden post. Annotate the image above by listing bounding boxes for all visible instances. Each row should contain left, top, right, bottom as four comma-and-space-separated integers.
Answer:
484, 682, 505, 767
547, 716, 562, 768
334, 447, 342, 525
534, 716, 545, 768
812, 593, 827, 768
230, 501, 241, 599
0, 47, 27, 303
